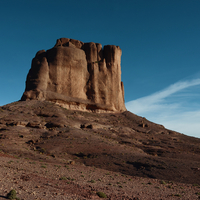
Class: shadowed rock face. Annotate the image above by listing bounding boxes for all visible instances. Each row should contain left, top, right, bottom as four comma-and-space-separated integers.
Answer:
21, 38, 126, 112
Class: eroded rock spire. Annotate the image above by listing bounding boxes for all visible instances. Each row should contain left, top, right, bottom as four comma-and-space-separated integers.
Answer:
21, 38, 126, 112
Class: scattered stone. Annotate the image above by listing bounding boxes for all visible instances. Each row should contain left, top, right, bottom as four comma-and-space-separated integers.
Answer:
26, 122, 44, 129
69, 160, 75, 165
0, 134, 8, 139
16, 121, 28, 127
191, 167, 200, 171
26, 140, 35, 145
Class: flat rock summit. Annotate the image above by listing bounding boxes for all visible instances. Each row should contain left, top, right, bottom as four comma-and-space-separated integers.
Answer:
21, 38, 126, 112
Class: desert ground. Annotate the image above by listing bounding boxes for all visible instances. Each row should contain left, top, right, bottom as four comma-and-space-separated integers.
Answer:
0, 100, 200, 199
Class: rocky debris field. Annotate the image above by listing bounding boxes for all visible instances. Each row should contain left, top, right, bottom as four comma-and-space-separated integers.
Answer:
0, 100, 200, 199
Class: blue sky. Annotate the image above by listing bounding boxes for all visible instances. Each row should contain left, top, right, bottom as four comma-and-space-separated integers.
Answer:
1, 0, 200, 138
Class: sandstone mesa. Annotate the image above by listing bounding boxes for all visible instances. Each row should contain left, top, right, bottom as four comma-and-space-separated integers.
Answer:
21, 38, 126, 112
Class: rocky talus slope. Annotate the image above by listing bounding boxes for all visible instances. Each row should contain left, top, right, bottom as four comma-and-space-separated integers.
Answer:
0, 100, 200, 199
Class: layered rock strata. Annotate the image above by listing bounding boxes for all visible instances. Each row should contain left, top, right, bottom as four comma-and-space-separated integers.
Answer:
21, 38, 126, 112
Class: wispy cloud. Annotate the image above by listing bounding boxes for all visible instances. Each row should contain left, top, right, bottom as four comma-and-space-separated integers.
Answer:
126, 79, 200, 138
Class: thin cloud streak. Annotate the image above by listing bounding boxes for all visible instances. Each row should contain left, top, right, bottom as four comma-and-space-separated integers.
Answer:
126, 79, 200, 138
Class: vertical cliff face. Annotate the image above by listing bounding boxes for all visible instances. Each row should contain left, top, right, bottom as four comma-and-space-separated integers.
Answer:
21, 38, 126, 112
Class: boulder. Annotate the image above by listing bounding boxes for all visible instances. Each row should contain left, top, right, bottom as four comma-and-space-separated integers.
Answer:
21, 38, 126, 112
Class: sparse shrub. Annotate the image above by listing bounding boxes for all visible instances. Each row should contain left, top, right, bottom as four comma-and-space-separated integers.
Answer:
115, 174, 119, 176
174, 194, 182, 197
59, 177, 67, 180
7, 189, 20, 200
96, 191, 107, 198
90, 179, 96, 183
160, 180, 166, 185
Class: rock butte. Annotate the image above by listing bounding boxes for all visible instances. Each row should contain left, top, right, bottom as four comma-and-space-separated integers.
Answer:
21, 38, 126, 112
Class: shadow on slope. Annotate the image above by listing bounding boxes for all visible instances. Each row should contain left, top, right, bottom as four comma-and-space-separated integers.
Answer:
0, 100, 200, 184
